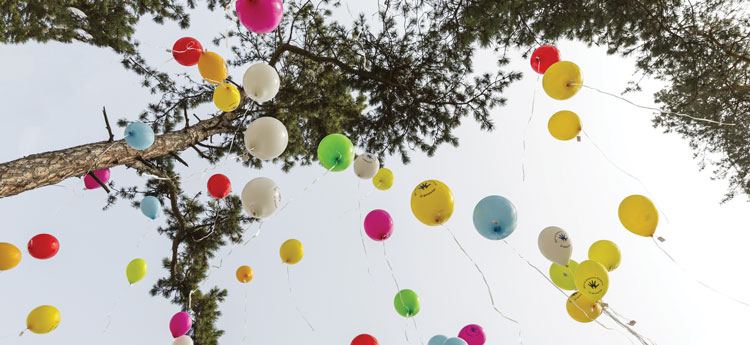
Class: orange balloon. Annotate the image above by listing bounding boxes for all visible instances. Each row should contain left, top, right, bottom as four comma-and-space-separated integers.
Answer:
198, 52, 228, 84
236, 265, 253, 283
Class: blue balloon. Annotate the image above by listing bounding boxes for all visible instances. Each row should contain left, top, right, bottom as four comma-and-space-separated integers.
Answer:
444, 338, 468, 345
140, 196, 161, 219
428, 335, 448, 345
124, 122, 155, 150
473, 195, 517, 240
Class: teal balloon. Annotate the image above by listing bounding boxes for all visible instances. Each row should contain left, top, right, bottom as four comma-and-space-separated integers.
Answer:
444, 338, 468, 345
428, 335, 448, 345
473, 195, 517, 240
124, 122, 155, 150
140, 196, 161, 219
316, 134, 354, 172
393, 289, 420, 317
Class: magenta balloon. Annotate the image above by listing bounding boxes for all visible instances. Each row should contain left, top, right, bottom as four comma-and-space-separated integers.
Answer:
364, 209, 394, 241
458, 324, 486, 345
84, 169, 111, 189
236, 0, 283, 34
169, 312, 192, 338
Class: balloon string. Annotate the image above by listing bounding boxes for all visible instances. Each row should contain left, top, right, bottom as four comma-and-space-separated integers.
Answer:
135, 227, 151, 248
272, 163, 337, 221
240, 287, 249, 345
521, 74, 540, 182
102, 283, 128, 333
383, 242, 418, 344
601, 308, 656, 345
356, 182, 374, 278
286, 265, 315, 331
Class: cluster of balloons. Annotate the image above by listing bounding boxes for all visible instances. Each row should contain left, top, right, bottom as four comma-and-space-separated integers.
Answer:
530, 45, 583, 141
430, 324, 486, 345
0, 234, 60, 271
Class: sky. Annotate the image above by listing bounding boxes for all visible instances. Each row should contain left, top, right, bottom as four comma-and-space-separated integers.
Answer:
1, 2, 749, 345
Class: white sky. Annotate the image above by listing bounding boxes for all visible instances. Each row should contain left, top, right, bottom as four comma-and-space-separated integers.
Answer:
0, 2, 748, 345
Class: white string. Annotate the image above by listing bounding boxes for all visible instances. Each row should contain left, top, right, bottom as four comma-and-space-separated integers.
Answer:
382, 242, 416, 344
102, 284, 130, 333
521, 71, 541, 182
286, 265, 315, 331
356, 181, 374, 278
240, 287, 249, 345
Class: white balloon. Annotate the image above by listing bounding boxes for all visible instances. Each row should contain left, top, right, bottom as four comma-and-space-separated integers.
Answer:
353, 153, 380, 179
173, 336, 194, 345
242, 63, 280, 103
244, 117, 289, 160
537, 226, 573, 266
241, 177, 281, 218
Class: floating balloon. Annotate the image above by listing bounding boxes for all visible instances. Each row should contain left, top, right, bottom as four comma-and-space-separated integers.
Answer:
197, 52, 228, 84
394, 289, 420, 317
428, 335, 448, 345
26, 305, 60, 334
27, 234, 59, 260
242, 63, 280, 103
126, 258, 147, 284
354, 153, 380, 179
549, 259, 579, 291
84, 168, 110, 189
537, 226, 573, 266
542, 61, 582, 100
170, 312, 192, 338
618, 195, 658, 237
236, 265, 254, 283
317, 134, 355, 171
280, 239, 304, 264
530, 45, 561, 74
173, 335, 194, 345
472, 195, 517, 240
373, 168, 394, 190
172, 37, 203, 66
574, 260, 609, 301
207, 174, 231, 199
213, 83, 241, 112
244, 117, 289, 160
444, 338, 469, 345
411, 180, 454, 226
566, 292, 602, 323
236, 0, 283, 34
548, 110, 581, 141
124, 122, 155, 150
364, 209, 394, 241
588, 240, 621, 271
240, 177, 281, 218
458, 324, 486, 345
140, 196, 161, 220
0, 242, 21, 270
351, 334, 378, 345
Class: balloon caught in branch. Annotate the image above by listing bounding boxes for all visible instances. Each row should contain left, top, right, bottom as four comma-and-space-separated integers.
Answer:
126, 258, 147, 284
549, 259, 579, 290
530, 45, 560, 74
198, 51, 228, 84
236, 0, 284, 34
170, 312, 192, 338
172, 37, 203, 66
213, 83, 241, 112
280, 239, 304, 264
241, 177, 281, 218
0, 242, 21, 270
26, 305, 61, 334
354, 153, 380, 179
207, 174, 231, 199
618, 195, 658, 237
394, 289, 420, 317
236, 265, 254, 283
124, 122, 155, 150
364, 209, 394, 241
244, 117, 289, 160
548, 110, 581, 141
566, 292, 602, 323
317, 134, 355, 172
373, 168, 394, 190
27, 234, 59, 260
542, 61, 582, 100
411, 180, 454, 226
573, 260, 609, 301
472, 195, 517, 240
351, 334, 379, 345
242, 63, 280, 104
588, 240, 621, 271
458, 324, 486, 345
84, 169, 110, 189
140, 196, 161, 220
537, 226, 573, 266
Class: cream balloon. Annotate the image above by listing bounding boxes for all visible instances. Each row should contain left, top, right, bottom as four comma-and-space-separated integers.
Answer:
242, 63, 280, 104
353, 153, 380, 179
537, 226, 573, 266
173, 336, 194, 345
244, 117, 289, 160
241, 177, 281, 218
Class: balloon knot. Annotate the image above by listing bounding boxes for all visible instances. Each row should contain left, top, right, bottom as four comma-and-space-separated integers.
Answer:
657, 236, 666, 242
628, 320, 637, 326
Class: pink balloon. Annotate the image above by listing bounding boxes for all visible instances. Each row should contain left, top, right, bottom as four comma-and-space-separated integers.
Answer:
364, 209, 393, 241
169, 312, 192, 338
458, 324, 486, 345
236, 0, 283, 34
84, 169, 111, 189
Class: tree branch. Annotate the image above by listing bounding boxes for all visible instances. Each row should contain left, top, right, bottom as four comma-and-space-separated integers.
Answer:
102, 106, 114, 142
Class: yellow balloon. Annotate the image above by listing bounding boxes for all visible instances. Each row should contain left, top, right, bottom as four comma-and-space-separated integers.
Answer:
548, 110, 581, 140
213, 83, 241, 111
26, 305, 61, 334
573, 260, 609, 301
566, 292, 602, 323
549, 259, 579, 290
236, 265, 254, 283
198, 52, 228, 84
411, 180, 454, 226
373, 168, 394, 190
0, 242, 21, 270
280, 239, 304, 264
542, 61, 582, 100
588, 240, 621, 271
126, 258, 147, 284
618, 195, 658, 237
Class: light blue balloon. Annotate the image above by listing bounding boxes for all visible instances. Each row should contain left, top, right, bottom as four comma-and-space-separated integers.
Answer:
428, 335, 448, 345
443, 338, 468, 345
140, 196, 161, 219
124, 122, 155, 150
473, 195, 517, 240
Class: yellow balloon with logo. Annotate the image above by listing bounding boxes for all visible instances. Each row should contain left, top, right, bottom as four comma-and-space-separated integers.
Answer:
566, 292, 602, 323
26, 305, 61, 334
213, 83, 241, 112
549, 259, 578, 290
618, 195, 658, 237
373, 168, 394, 190
280, 239, 304, 264
410, 180, 454, 226
588, 240, 621, 271
236, 265, 254, 283
0, 242, 21, 270
574, 260, 609, 301
198, 51, 228, 84
548, 110, 581, 140
542, 61, 582, 100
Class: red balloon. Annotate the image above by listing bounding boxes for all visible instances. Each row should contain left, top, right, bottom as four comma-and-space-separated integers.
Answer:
27, 234, 59, 259
530, 45, 560, 74
172, 37, 203, 66
207, 174, 231, 199
351, 334, 378, 345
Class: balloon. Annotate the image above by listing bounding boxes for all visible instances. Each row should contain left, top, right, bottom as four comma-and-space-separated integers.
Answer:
242, 63, 280, 104
618, 195, 658, 237
537, 226, 573, 266
542, 61, 582, 100
213, 83, 241, 112
173, 335, 194, 345
240, 177, 281, 218
0, 242, 21, 270
411, 180, 454, 226
198, 52, 228, 84
444, 338, 469, 345
566, 292, 602, 323
354, 153, 380, 179
428, 335, 448, 345
124, 122, 155, 150
530, 45, 561, 74
588, 240, 621, 271
126, 258, 147, 284
207, 174, 231, 199
170, 312, 192, 338
393, 289, 420, 317
574, 260, 609, 301
548, 110, 581, 141
351, 334, 378, 345
236, 0, 283, 34
373, 168, 394, 190
84, 169, 110, 189
549, 259, 579, 290
280, 239, 304, 264
244, 117, 289, 160
458, 324, 486, 345
172, 37, 203, 66
317, 134, 355, 171
236, 265, 254, 283
26, 305, 60, 334
472, 195, 517, 240
140, 196, 161, 220
364, 209, 394, 241
27, 234, 59, 259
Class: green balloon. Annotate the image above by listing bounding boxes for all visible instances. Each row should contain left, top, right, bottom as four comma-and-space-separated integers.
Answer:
394, 289, 420, 317
549, 259, 578, 290
126, 258, 148, 284
317, 134, 354, 172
